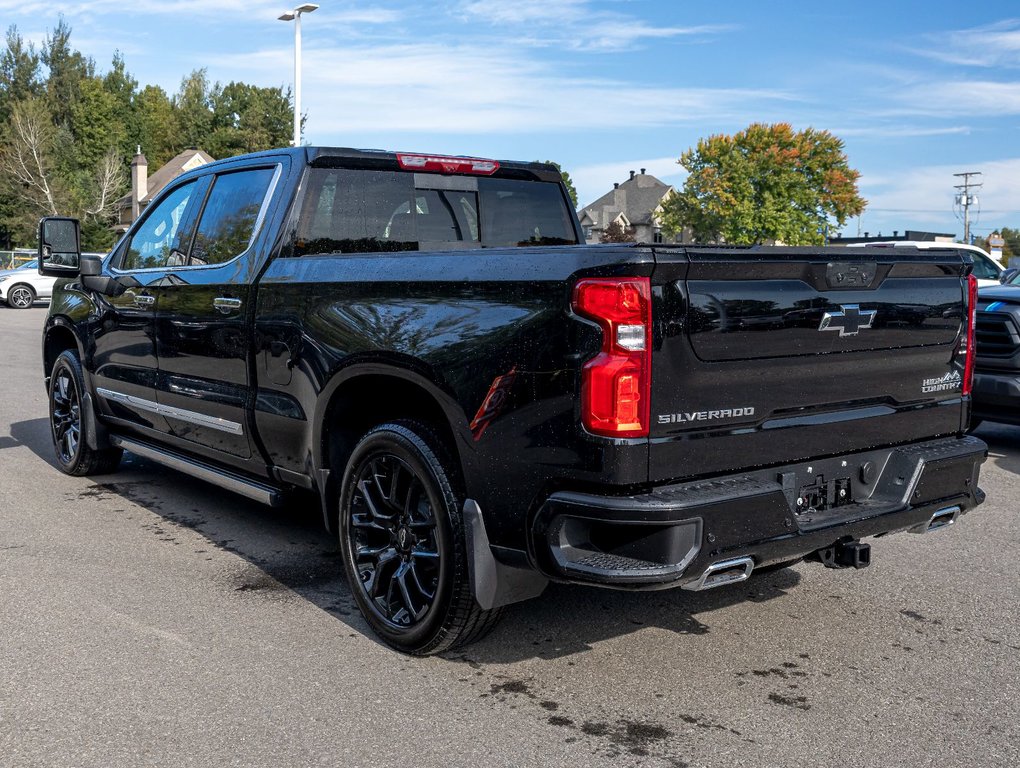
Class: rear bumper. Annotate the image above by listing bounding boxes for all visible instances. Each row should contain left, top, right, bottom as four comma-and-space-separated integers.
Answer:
531, 436, 987, 589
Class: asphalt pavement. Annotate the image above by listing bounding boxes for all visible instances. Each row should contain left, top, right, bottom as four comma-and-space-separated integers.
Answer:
1, 305, 1017, 768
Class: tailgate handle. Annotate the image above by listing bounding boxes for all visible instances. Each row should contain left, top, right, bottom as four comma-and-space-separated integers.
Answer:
826, 261, 877, 289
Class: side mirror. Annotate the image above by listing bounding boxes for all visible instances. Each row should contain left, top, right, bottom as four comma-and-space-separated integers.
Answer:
1001, 268, 1017, 284
38, 217, 82, 276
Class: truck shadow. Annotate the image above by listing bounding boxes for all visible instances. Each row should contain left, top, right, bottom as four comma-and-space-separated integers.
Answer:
10, 416, 802, 662
972, 422, 1020, 477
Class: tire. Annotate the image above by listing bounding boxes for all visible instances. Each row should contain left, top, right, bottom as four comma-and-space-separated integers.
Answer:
7, 283, 35, 309
48, 350, 123, 476
337, 421, 502, 655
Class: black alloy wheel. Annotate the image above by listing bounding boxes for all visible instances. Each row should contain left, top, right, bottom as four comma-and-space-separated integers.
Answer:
349, 452, 443, 627
48, 351, 122, 476
338, 422, 502, 654
50, 364, 82, 465
7, 284, 35, 309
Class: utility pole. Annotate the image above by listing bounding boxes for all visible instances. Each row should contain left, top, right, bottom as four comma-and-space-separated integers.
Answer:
954, 171, 982, 244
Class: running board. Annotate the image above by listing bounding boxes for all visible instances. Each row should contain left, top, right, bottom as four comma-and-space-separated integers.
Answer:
109, 436, 284, 507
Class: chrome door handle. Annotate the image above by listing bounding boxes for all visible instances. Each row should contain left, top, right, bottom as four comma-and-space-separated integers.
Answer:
213, 297, 243, 314
134, 294, 155, 307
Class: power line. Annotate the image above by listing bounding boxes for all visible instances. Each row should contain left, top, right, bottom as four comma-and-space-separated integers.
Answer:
953, 171, 982, 243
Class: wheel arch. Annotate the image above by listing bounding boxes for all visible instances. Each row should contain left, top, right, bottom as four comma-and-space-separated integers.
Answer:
312, 361, 469, 534
42, 318, 84, 384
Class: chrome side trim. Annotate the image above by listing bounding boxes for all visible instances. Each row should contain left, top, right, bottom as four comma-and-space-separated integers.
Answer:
109, 436, 281, 507
96, 387, 244, 435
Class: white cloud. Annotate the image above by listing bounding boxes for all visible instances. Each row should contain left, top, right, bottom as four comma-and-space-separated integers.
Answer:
831, 125, 972, 138
0, 1, 396, 23
211, 43, 795, 135
854, 157, 1020, 235
905, 80, 1020, 114
458, 0, 731, 51
911, 18, 1020, 69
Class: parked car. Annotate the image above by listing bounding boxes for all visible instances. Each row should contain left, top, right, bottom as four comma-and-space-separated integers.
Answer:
971, 274, 1020, 427
0, 254, 104, 309
0, 259, 54, 308
847, 241, 1004, 287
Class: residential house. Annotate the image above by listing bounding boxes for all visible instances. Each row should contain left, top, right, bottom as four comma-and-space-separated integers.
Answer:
577, 169, 680, 244
115, 147, 216, 233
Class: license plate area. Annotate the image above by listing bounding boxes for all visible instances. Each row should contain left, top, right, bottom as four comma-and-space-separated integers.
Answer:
796, 474, 853, 524
799, 474, 853, 511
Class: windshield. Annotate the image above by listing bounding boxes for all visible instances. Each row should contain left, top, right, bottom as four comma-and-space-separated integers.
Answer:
292, 168, 578, 256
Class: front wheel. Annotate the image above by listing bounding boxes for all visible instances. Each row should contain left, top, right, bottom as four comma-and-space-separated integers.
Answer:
7, 284, 35, 309
48, 351, 123, 476
337, 422, 502, 655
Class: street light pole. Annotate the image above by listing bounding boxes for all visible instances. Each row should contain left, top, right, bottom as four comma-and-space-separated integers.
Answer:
278, 4, 319, 147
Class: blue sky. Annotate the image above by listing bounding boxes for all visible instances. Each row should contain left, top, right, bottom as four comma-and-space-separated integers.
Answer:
4, 0, 1020, 240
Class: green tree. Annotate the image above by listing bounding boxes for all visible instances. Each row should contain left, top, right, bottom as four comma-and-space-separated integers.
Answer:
600, 220, 635, 243
207, 81, 292, 157
174, 69, 213, 149
134, 85, 179, 168
0, 98, 65, 236
103, 52, 139, 155
0, 22, 294, 248
0, 26, 42, 122
540, 160, 578, 207
659, 122, 866, 245
41, 18, 93, 130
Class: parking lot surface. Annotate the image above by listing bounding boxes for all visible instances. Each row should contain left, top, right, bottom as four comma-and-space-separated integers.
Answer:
1, 306, 1017, 768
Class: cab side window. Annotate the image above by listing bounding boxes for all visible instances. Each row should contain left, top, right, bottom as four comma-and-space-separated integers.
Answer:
190, 168, 275, 266
121, 182, 196, 271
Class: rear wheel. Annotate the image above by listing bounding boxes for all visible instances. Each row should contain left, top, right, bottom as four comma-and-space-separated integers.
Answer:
48, 351, 123, 476
337, 422, 502, 654
7, 284, 35, 309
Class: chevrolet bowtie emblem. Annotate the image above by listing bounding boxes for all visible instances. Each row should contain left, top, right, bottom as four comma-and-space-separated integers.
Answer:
818, 304, 876, 337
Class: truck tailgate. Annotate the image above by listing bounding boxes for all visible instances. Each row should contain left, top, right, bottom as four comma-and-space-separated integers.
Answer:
649, 246, 969, 484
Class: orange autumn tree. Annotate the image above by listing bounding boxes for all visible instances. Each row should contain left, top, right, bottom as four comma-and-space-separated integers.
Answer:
660, 123, 866, 245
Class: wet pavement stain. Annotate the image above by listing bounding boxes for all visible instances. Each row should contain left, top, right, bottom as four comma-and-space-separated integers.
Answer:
768, 692, 811, 711
678, 714, 741, 736
900, 609, 942, 625
490, 679, 532, 698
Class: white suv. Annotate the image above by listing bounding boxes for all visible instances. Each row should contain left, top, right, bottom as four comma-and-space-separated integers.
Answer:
0, 259, 56, 309
848, 241, 1004, 287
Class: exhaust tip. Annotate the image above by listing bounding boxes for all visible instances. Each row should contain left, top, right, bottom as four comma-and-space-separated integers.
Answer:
910, 505, 961, 534
683, 556, 754, 591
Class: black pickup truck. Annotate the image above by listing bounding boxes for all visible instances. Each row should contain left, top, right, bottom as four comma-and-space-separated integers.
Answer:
39, 147, 987, 654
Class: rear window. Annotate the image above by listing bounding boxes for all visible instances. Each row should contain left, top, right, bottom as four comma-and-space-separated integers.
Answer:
292, 168, 576, 256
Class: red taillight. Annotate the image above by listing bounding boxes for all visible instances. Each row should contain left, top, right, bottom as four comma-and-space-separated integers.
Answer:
396, 153, 500, 175
572, 277, 651, 438
963, 273, 978, 396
